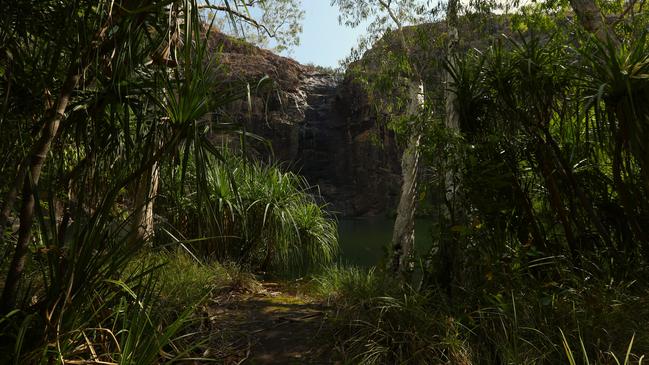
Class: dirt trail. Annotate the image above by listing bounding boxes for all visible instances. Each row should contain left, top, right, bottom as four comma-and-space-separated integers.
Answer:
206, 282, 339, 364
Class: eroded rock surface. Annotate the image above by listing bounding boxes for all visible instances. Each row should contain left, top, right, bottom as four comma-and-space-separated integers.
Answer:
212, 31, 402, 217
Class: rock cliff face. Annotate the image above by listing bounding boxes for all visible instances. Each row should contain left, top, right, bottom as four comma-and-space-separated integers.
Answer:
292, 72, 401, 217
211, 31, 402, 217
209, 14, 518, 216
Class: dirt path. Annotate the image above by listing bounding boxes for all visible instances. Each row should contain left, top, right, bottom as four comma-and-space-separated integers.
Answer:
206, 282, 339, 364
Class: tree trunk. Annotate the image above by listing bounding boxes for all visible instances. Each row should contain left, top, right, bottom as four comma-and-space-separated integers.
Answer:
543, 129, 612, 247
0, 165, 25, 245
443, 23, 461, 222
536, 144, 579, 261
130, 161, 160, 243
375, 0, 426, 277
510, 170, 546, 249
1, 71, 80, 312
390, 82, 424, 276
569, 0, 617, 42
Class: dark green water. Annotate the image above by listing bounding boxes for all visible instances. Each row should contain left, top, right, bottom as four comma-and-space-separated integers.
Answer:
336, 218, 434, 267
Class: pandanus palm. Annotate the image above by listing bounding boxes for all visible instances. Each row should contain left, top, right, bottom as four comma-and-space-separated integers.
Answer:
0, 0, 248, 309
0, 0, 275, 361
1, 0, 156, 311
442, 17, 649, 280
578, 32, 649, 255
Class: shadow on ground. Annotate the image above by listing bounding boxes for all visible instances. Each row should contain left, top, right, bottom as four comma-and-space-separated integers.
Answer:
206, 282, 339, 364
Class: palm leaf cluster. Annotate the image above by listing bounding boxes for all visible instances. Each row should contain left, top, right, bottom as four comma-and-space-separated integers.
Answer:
444, 26, 649, 279
0, 0, 337, 362
322, 6, 649, 364
416, 10, 649, 361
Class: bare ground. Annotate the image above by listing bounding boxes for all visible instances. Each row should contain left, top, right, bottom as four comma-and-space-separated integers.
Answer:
203, 282, 340, 365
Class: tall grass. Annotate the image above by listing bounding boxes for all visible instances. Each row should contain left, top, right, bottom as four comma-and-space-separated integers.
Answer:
315, 266, 471, 364
158, 152, 338, 275
0, 199, 199, 364
561, 331, 645, 365
314, 263, 649, 364
133, 248, 262, 311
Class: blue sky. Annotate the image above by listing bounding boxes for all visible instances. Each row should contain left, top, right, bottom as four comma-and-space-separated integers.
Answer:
280, 1, 368, 68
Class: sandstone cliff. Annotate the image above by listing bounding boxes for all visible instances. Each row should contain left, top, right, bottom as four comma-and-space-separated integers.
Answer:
206, 13, 514, 216
209, 30, 402, 217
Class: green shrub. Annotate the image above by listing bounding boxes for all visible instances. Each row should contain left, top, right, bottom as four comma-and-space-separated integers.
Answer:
158, 153, 338, 274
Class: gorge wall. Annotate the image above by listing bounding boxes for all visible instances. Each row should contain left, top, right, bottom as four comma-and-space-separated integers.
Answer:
211, 31, 402, 217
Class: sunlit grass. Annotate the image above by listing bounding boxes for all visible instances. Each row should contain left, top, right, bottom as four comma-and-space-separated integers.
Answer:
159, 152, 339, 275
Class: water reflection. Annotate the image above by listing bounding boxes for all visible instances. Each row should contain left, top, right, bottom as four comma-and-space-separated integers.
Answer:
337, 218, 434, 267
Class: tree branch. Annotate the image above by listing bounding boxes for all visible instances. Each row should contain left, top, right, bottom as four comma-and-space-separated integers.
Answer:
199, 4, 276, 38
611, 0, 638, 27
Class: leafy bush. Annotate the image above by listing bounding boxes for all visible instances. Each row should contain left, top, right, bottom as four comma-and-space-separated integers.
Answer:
158, 153, 338, 274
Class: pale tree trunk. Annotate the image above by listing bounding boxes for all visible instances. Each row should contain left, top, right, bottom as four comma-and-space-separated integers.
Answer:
130, 162, 160, 243
444, 19, 461, 216
376, 0, 426, 277
390, 82, 424, 276
569, 0, 617, 42
445, 0, 461, 190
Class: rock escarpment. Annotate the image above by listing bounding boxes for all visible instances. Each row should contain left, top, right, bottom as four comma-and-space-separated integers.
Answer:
212, 31, 402, 217
209, 13, 542, 216
297, 72, 401, 217
208, 14, 508, 216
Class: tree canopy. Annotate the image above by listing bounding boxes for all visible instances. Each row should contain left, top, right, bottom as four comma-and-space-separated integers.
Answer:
202, 0, 305, 53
